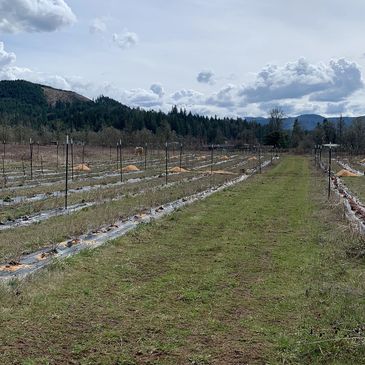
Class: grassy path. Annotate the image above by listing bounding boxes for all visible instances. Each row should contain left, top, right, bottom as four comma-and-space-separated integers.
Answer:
1, 156, 365, 364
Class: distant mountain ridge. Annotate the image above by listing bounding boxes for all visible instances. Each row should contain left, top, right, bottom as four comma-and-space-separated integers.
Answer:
0, 80, 360, 134
246, 114, 356, 130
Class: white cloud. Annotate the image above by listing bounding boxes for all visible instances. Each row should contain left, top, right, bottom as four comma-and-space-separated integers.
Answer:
150, 83, 164, 97
0, 41, 15, 67
0, 0, 76, 33
171, 89, 204, 105
113, 31, 138, 50
120, 88, 161, 108
206, 84, 237, 109
1, 39, 364, 118
239, 58, 363, 104
89, 18, 107, 34
197, 70, 215, 84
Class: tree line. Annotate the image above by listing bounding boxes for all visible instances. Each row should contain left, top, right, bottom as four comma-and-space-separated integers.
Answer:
0, 80, 364, 150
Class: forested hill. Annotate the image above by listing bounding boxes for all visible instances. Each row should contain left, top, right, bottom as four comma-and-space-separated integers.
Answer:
0, 80, 261, 144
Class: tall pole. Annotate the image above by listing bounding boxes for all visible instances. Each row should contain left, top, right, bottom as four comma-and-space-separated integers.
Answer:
328, 146, 332, 199
56, 141, 59, 171
71, 138, 74, 181
210, 144, 214, 175
2, 140, 5, 177
65, 135, 69, 209
22, 157, 25, 177
144, 142, 147, 171
82, 142, 85, 165
180, 143, 183, 170
116, 143, 119, 170
119, 139, 123, 182
165, 142, 168, 185
258, 145, 262, 174
40, 155, 44, 176
30, 138, 33, 180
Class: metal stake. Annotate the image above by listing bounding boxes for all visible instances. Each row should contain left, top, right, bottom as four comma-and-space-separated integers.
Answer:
65, 135, 69, 209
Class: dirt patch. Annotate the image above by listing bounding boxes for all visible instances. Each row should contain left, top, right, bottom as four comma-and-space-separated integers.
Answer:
0, 261, 30, 272
74, 163, 91, 172
122, 165, 140, 172
336, 169, 360, 177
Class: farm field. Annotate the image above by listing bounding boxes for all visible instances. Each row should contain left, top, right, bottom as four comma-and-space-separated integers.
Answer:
1, 156, 365, 364
0, 146, 267, 263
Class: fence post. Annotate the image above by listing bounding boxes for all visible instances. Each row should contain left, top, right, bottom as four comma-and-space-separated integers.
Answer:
328, 147, 332, 199
180, 143, 183, 170
2, 140, 5, 178
65, 135, 69, 209
165, 142, 168, 185
71, 138, 74, 181
119, 139, 123, 182
30, 138, 33, 180
56, 141, 59, 171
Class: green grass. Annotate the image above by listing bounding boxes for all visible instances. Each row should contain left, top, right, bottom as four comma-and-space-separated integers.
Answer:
1, 156, 365, 364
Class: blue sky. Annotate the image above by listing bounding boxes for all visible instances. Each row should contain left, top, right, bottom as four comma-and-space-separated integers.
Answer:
1, 0, 365, 118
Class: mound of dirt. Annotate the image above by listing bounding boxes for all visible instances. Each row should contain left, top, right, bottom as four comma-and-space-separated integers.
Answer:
73, 163, 91, 172
336, 169, 360, 177
196, 156, 206, 161
169, 166, 189, 173
248, 156, 257, 161
219, 155, 229, 160
122, 165, 140, 172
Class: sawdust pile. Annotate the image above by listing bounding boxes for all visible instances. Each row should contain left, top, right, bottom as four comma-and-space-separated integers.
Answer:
169, 166, 189, 173
122, 165, 140, 172
336, 169, 360, 177
73, 163, 91, 172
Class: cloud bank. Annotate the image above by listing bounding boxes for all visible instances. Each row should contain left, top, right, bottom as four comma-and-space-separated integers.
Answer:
0, 42, 364, 118
0, 0, 76, 33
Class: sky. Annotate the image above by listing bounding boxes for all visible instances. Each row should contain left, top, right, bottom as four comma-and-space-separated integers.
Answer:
0, 0, 365, 118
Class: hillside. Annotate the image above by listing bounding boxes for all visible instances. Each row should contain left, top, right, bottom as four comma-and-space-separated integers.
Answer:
41, 85, 90, 106
0, 80, 260, 144
0, 80, 90, 107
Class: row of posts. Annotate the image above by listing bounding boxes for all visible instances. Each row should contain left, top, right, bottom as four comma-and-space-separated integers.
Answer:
2, 137, 272, 209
